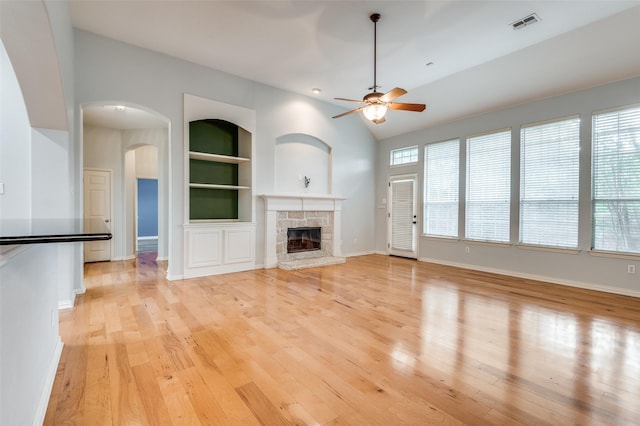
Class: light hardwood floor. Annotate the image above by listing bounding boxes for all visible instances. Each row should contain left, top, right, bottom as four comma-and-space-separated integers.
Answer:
45, 253, 640, 425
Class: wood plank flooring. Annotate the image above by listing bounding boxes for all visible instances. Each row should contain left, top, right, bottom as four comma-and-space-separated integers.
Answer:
44, 253, 640, 425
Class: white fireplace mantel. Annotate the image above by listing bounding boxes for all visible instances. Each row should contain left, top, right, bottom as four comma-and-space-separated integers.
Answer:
260, 194, 345, 268
260, 193, 345, 212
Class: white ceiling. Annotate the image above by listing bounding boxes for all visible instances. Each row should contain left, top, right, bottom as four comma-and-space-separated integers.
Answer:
70, 1, 640, 139
83, 104, 168, 129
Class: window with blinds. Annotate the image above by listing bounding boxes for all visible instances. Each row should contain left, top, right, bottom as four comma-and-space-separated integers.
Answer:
466, 129, 511, 242
520, 117, 580, 248
390, 146, 418, 166
592, 105, 640, 254
423, 139, 459, 237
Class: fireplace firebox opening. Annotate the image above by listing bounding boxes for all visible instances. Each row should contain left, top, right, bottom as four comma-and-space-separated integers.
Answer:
287, 227, 321, 253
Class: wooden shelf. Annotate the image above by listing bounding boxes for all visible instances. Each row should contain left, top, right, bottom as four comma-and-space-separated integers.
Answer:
189, 151, 250, 164
189, 183, 250, 190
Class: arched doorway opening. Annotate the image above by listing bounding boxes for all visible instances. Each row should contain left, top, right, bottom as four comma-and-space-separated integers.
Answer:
81, 103, 170, 264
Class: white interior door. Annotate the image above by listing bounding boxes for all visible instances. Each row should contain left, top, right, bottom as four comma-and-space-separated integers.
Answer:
388, 174, 418, 259
84, 169, 112, 262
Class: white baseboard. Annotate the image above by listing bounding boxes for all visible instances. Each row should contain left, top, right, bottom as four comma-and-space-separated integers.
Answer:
33, 337, 63, 426
166, 272, 184, 281
156, 256, 168, 261
58, 299, 73, 310
58, 286, 85, 310
419, 256, 640, 298
345, 250, 377, 258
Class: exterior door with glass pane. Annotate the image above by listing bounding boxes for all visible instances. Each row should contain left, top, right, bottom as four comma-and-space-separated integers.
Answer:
388, 174, 418, 259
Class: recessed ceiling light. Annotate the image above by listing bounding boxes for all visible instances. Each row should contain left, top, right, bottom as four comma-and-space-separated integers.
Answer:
311, 88, 322, 94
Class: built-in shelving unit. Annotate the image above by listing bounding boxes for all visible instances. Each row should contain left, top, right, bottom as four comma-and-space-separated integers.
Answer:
183, 94, 256, 278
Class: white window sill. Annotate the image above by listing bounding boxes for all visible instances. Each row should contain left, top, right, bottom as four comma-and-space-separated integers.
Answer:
421, 235, 459, 242
588, 250, 640, 260
517, 244, 580, 255
462, 239, 512, 248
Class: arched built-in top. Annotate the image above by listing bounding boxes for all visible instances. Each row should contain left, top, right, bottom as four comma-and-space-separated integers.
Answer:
275, 133, 332, 195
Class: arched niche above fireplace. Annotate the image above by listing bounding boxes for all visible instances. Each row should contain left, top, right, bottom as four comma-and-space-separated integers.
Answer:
275, 133, 331, 195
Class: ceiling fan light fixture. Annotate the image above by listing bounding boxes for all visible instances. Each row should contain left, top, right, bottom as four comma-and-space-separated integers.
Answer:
363, 103, 388, 121
331, 12, 425, 123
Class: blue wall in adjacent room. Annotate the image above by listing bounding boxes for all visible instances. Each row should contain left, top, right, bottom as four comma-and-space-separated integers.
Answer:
137, 178, 158, 237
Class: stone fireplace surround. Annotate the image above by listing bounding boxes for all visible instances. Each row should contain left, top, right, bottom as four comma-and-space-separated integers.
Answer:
261, 194, 346, 270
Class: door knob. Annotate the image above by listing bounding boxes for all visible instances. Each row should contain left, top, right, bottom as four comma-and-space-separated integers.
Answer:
105, 219, 110, 223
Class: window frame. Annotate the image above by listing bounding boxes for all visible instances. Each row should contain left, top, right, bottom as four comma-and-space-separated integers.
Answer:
465, 128, 512, 244
591, 104, 640, 255
423, 138, 460, 239
519, 115, 581, 249
390, 145, 419, 167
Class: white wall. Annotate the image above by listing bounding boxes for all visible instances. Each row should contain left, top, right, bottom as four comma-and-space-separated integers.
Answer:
0, 1, 74, 422
0, 41, 31, 219
275, 134, 331, 194
134, 144, 158, 179
0, 244, 63, 426
74, 30, 377, 276
377, 76, 640, 296
31, 128, 77, 310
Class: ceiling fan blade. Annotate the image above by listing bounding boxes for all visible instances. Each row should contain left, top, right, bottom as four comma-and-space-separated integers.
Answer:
379, 87, 407, 102
332, 106, 365, 119
334, 97, 366, 104
388, 102, 426, 112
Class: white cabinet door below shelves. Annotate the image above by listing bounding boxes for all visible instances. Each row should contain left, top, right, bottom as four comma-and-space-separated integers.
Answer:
186, 229, 221, 268
224, 228, 254, 264
184, 224, 255, 278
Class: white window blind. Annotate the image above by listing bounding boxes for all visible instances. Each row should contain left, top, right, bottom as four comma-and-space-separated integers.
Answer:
424, 139, 459, 237
390, 146, 418, 166
466, 129, 511, 242
592, 106, 640, 254
520, 117, 580, 248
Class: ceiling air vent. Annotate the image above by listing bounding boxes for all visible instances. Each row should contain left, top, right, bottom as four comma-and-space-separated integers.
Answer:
511, 13, 541, 30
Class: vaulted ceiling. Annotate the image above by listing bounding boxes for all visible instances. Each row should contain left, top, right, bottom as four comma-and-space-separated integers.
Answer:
70, 1, 640, 139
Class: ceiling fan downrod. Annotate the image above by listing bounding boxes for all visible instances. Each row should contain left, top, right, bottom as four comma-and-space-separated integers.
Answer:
370, 13, 381, 92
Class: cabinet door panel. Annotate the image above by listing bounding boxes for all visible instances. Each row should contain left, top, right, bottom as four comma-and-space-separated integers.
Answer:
224, 228, 254, 264
187, 229, 221, 267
